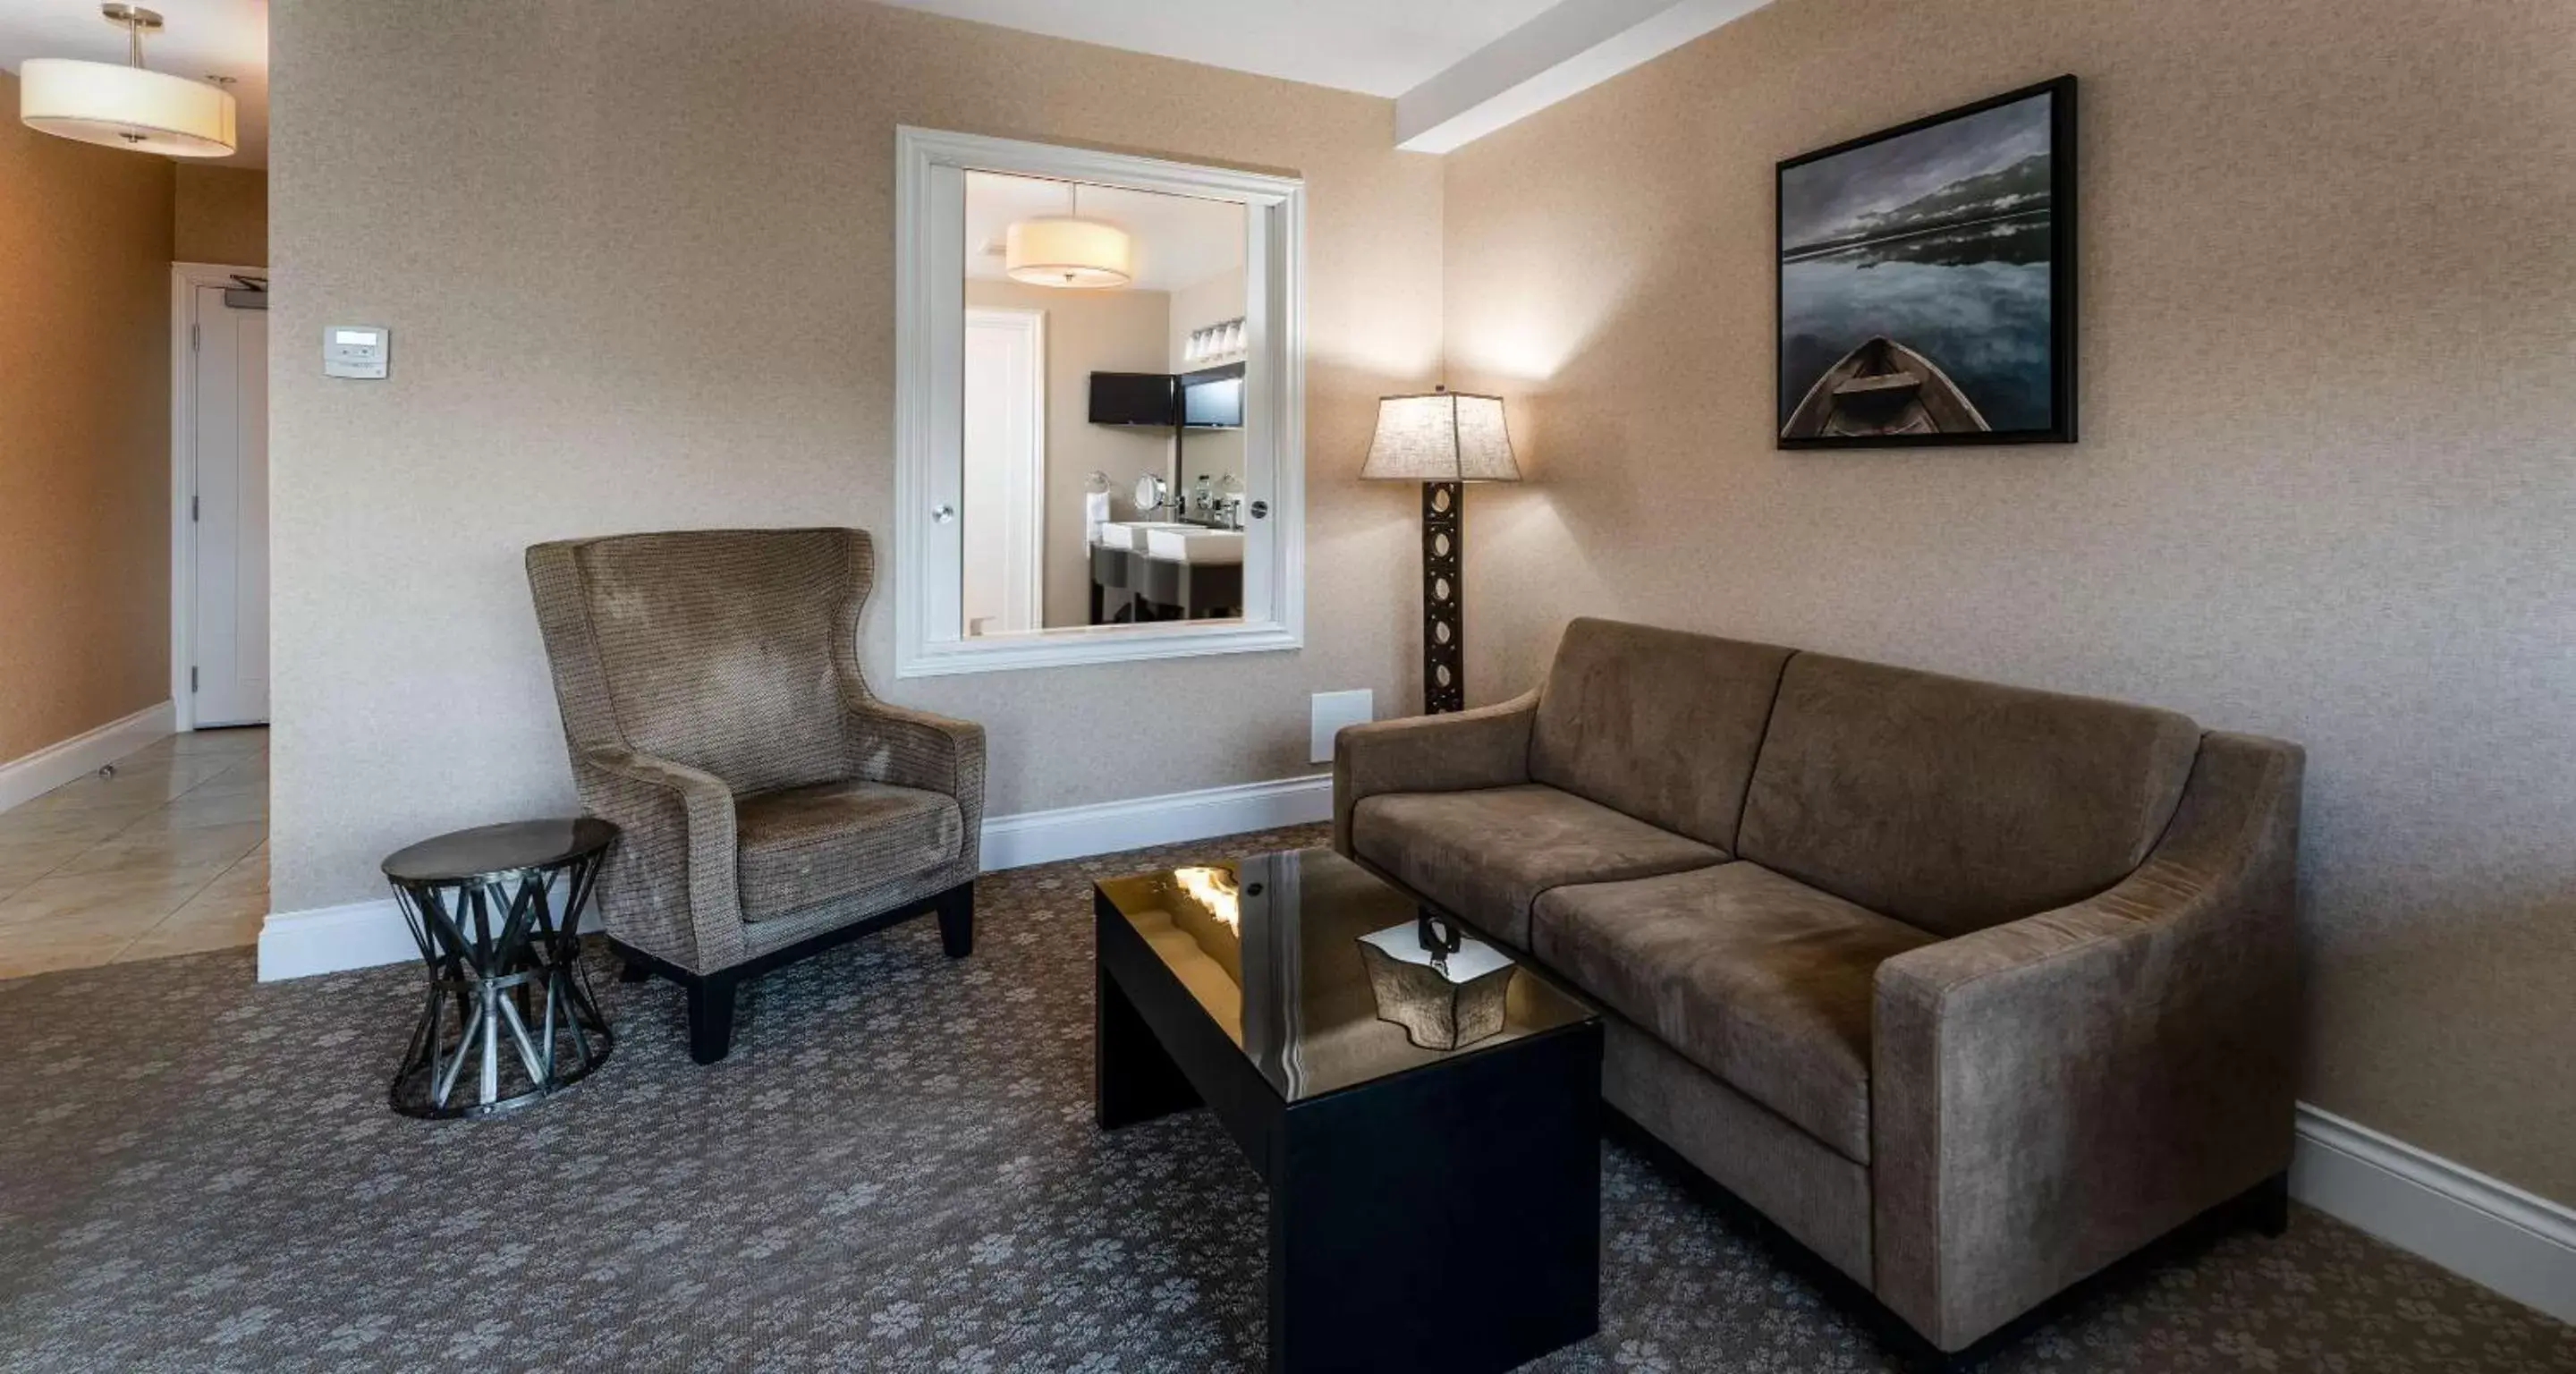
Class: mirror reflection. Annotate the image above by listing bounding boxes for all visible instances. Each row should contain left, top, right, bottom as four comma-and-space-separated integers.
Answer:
960, 170, 1250, 637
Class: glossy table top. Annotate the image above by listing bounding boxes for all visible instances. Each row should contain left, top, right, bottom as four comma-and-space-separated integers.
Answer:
1096, 847, 1596, 1101
381, 817, 618, 884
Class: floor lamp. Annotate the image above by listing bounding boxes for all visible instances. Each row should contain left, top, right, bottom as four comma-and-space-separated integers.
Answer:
1361, 387, 1521, 714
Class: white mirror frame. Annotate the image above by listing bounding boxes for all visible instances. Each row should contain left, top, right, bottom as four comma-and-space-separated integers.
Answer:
893, 126, 1306, 678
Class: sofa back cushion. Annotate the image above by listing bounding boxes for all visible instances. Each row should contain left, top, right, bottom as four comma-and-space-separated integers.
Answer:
1528, 618, 1794, 850
1735, 653, 2200, 937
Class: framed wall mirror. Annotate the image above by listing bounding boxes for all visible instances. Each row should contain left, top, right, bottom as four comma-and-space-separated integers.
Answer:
894, 127, 1305, 677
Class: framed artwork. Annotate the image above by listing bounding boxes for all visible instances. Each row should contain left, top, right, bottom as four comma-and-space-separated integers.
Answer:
1776, 75, 2077, 447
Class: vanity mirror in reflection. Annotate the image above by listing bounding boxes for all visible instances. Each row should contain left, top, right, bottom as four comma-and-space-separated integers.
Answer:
960, 170, 1250, 638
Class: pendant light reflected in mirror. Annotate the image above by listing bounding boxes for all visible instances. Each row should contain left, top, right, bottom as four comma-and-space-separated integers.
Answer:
1005, 182, 1133, 289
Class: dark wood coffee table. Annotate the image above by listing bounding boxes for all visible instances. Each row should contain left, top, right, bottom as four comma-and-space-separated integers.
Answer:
1094, 846, 1602, 1373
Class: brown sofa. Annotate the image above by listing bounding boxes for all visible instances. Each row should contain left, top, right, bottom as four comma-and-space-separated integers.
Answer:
1334, 618, 2301, 1358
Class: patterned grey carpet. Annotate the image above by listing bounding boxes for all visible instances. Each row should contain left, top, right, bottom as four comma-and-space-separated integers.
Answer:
2, 823, 2570, 1372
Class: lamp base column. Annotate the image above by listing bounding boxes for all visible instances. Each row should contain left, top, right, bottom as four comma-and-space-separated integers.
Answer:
1422, 480, 1463, 715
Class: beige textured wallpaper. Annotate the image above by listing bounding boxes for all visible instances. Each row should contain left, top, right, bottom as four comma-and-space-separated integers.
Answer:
267, 1, 1440, 905
1442, 0, 2576, 1200
174, 165, 267, 267
0, 72, 175, 763
962, 277, 1174, 630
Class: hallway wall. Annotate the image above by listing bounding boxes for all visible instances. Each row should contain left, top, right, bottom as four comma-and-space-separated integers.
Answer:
0, 71, 177, 764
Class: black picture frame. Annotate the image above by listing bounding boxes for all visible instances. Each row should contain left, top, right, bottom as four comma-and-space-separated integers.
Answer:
1775, 74, 2077, 449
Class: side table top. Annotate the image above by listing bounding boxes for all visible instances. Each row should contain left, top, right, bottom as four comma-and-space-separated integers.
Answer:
382, 817, 618, 884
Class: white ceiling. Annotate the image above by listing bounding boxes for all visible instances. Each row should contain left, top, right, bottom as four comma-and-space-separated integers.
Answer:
966, 170, 1244, 293
877, 0, 1560, 98
0, 0, 268, 166
0, 0, 1766, 174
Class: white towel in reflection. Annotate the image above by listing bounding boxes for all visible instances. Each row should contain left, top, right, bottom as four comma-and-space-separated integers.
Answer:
1085, 491, 1112, 546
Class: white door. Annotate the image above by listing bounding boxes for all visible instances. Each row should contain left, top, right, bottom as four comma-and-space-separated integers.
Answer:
191, 285, 268, 725
959, 307, 1045, 637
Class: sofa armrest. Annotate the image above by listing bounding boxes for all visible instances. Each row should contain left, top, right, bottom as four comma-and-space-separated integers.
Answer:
573, 748, 748, 972
1869, 731, 2302, 1352
1333, 690, 1539, 853
844, 698, 988, 871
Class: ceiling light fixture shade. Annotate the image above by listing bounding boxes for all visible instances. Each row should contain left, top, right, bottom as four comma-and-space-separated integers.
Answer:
17, 6, 237, 158
1361, 389, 1521, 482
1004, 183, 1132, 289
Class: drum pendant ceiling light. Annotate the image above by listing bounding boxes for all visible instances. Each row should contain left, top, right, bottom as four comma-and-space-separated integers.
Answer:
1005, 182, 1132, 290
19, 4, 238, 159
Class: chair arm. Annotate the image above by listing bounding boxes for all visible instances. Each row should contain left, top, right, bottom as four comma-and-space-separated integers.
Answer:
1333, 690, 1539, 853
572, 748, 747, 972
1869, 732, 2303, 1352
844, 698, 988, 870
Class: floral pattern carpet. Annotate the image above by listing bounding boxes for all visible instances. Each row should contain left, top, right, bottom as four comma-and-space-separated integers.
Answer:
1, 824, 2570, 1372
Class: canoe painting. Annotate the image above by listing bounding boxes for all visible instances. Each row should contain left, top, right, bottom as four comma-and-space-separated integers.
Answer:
1780, 335, 1990, 439
1775, 79, 2074, 445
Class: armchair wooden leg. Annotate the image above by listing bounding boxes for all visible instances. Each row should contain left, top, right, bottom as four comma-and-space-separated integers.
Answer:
936, 880, 976, 959
687, 973, 740, 1064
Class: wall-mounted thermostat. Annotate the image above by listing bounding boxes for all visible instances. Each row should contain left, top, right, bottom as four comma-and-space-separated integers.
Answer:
324, 325, 389, 379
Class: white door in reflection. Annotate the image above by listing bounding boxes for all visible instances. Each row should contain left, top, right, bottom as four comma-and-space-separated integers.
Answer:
961, 306, 1045, 636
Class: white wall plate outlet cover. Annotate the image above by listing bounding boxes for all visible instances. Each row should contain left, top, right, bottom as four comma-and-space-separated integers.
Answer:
1310, 689, 1375, 763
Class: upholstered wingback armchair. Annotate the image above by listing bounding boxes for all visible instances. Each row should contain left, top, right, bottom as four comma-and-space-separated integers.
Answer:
525, 528, 985, 1064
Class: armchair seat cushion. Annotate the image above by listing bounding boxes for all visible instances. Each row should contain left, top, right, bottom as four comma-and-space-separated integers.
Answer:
735, 781, 964, 922
1532, 861, 1939, 1163
1351, 784, 1725, 947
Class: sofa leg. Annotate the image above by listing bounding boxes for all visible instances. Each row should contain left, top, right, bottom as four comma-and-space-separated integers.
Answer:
2248, 1169, 2291, 1238
936, 880, 976, 959
687, 974, 740, 1064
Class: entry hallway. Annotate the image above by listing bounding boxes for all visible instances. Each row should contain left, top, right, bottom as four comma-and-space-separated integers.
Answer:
0, 728, 268, 980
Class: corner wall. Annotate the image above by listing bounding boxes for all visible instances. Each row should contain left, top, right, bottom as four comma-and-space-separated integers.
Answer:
174, 165, 268, 267
1440, 0, 2576, 1201
0, 72, 176, 765
266, 0, 1440, 909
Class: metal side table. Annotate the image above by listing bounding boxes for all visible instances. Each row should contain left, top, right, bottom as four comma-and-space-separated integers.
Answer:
382, 818, 617, 1119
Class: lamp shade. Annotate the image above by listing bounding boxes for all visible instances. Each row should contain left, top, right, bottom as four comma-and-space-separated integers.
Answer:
1360, 391, 1520, 482
19, 57, 236, 158
1005, 216, 1133, 289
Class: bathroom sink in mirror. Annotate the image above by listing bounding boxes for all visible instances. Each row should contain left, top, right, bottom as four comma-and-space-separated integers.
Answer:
1145, 528, 1243, 564
895, 128, 1304, 677
1093, 521, 1199, 552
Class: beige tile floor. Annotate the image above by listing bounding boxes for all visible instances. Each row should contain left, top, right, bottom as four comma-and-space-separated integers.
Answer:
0, 727, 267, 980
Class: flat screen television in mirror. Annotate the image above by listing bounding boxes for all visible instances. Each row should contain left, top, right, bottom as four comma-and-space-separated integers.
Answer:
1180, 364, 1244, 429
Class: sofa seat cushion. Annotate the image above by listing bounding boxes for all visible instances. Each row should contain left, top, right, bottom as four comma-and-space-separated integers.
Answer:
1532, 861, 1939, 1163
1352, 784, 1726, 947
735, 780, 963, 922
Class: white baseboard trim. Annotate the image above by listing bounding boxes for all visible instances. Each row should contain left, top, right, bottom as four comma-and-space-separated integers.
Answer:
979, 772, 1331, 871
2293, 1102, 2576, 1324
258, 772, 1333, 982
0, 701, 175, 814
256, 897, 416, 982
